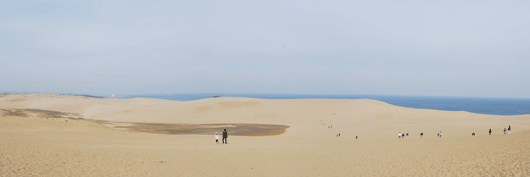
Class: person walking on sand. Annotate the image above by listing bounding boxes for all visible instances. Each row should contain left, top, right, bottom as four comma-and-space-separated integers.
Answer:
215, 132, 219, 144
508, 125, 511, 134
398, 132, 402, 139
420, 132, 423, 138
489, 129, 492, 135
504, 128, 507, 135
222, 129, 228, 144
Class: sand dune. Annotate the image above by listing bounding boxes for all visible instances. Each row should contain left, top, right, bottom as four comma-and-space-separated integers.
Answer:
1, 93, 529, 176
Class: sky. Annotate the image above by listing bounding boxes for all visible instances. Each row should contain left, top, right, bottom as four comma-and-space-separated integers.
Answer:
1, 0, 530, 98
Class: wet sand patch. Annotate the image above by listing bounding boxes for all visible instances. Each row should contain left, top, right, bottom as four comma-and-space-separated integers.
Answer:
1, 108, 289, 136
97, 121, 289, 136
0, 108, 82, 119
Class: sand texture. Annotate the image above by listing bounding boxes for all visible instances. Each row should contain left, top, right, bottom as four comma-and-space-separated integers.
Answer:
1, 93, 529, 176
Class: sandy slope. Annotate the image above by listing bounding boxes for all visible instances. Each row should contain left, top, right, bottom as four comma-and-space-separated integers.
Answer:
1, 93, 530, 176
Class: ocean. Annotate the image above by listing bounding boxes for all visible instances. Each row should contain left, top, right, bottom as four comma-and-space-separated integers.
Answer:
117, 94, 530, 116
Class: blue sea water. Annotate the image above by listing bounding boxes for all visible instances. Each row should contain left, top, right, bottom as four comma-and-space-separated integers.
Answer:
118, 94, 530, 116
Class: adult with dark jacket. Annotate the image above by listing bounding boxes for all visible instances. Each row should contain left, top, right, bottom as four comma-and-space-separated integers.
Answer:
222, 129, 228, 144
489, 129, 492, 135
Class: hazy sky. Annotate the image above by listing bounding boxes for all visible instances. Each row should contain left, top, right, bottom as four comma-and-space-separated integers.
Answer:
1, 0, 529, 98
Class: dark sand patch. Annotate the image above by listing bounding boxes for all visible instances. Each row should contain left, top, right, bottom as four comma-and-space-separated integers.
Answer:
0, 108, 82, 119
96, 121, 289, 136
1, 109, 289, 136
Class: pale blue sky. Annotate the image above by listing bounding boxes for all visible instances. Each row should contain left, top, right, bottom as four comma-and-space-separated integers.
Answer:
1, 0, 529, 98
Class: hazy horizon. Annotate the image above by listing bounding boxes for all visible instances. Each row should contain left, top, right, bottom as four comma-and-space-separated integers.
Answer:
3, 92, 530, 100
2, 1, 530, 98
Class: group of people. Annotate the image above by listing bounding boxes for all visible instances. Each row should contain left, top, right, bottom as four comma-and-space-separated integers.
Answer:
212, 124, 514, 144
215, 129, 228, 144
397, 125, 512, 139
504, 125, 511, 135
483, 126, 511, 136
398, 132, 409, 138
398, 131, 443, 138
486, 125, 511, 136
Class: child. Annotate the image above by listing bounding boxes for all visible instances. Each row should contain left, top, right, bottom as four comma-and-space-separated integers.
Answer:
215, 132, 219, 144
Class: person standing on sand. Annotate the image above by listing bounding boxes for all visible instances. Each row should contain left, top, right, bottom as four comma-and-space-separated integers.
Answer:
215, 132, 219, 144
504, 128, 507, 134
222, 129, 228, 144
439, 131, 442, 138
398, 132, 401, 138
508, 125, 511, 134
420, 132, 423, 138
489, 129, 492, 135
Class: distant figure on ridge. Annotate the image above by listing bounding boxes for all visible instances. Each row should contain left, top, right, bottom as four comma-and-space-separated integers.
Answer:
489, 129, 492, 135
222, 129, 228, 144
215, 132, 219, 144
420, 132, 423, 138
508, 125, 511, 134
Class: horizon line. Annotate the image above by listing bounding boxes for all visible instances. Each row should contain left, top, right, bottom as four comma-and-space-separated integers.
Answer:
3, 92, 530, 100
